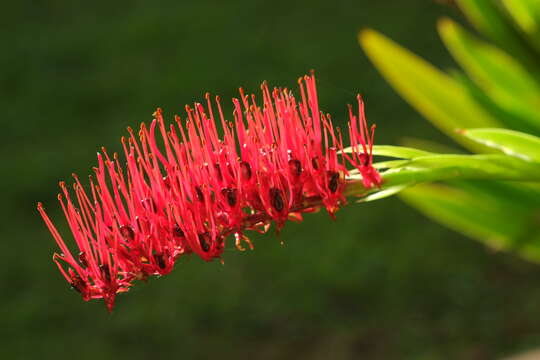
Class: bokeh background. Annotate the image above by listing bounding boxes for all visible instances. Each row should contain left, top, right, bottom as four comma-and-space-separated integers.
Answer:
3, 0, 540, 359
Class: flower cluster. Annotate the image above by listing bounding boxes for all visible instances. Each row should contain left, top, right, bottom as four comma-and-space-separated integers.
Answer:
37, 74, 381, 311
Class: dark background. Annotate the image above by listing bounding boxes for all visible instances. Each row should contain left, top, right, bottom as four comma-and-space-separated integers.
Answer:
3, 1, 540, 359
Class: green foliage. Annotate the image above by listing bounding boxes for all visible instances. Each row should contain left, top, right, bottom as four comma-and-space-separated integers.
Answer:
501, 0, 540, 52
439, 18, 540, 133
348, 150, 540, 198
359, 29, 500, 152
400, 181, 540, 263
347, 144, 433, 158
456, 0, 540, 66
462, 128, 540, 162
359, 1, 540, 262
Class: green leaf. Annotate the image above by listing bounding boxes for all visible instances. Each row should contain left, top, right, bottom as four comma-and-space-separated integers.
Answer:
450, 70, 540, 136
344, 153, 540, 198
439, 18, 540, 119
455, 179, 540, 212
456, 0, 540, 69
501, 0, 540, 53
355, 184, 409, 203
461, 128, 540, 162
384, 154, 540, 185
399, 137, 463, 154
372, 159, 409, 170
358, 29, 501, 152
399, 182, 540, 263
342, 145, 433, 159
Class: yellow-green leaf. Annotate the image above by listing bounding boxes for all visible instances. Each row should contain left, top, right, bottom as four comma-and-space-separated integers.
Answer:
400, 182, 540, 263
450, 70, 540, 135
501, 0, 540, 53
461, 128, 540, 162
438, 18, 540, 129
358, 29, 501, 152
457, 0, 539, 67
399, 137, 462, 154
342, 145, 432, 159
379, 154, 540, 189
439, 18, 540, 108
356, 185, 409, 203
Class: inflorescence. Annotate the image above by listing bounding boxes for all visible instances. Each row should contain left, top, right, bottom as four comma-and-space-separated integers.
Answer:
37, 74, 381, 311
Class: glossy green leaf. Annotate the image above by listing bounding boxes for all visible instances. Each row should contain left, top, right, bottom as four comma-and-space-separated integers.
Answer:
372, 159, 409, 170
385, 154, 540, 183
450, 70, 540, 136
344, 153, 540, 199
399, 137, 462, 154
355, 184, 409, 203
501, 0, 540, 52
343, 145, 433, 159
461, 128, 540, 162
399, 182, 540, 263
358, 29, 501, 152
439, 18, 540, 123
457, 0, 540, 69
455, 180, 540, 211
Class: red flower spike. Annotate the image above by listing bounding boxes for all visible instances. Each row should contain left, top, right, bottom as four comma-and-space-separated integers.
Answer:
38, 73, 381, 311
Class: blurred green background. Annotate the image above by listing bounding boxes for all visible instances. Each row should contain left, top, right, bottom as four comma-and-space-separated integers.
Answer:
3, 0, 540, 359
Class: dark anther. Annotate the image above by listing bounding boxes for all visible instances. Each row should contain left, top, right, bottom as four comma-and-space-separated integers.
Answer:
198, 232, 211, 252
270, 188, 285, 212
328, 171, 340, 193
154, 254, 166, 269
195, 186, 204, 202
70, 274, 86, 294
214, 163, 223, 180
240, 161, 252, 180
216, 236, 224, 246
100, 264, 111, 282
359, 153, 370, 166
311, 156, 320, 170
78, 251, 88, 268
288, 159, 302, 177
173, 223, 184, 238
221, 188, 238, 207
119, 225, 135, 241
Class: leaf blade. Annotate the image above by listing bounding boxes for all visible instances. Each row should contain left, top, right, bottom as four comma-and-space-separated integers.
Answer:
342, 145, 433, 159
438, 18, 540, 129
501, 0, 540, 53
358, 29, 501, 152
461, 128, 540, 162
439, 18, 540, 107
399, 182, 540, 263
345, 154, 540, 198
456, 0, 540, 68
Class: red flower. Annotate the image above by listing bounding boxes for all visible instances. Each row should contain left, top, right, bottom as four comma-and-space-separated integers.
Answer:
37, 74, 381, 311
